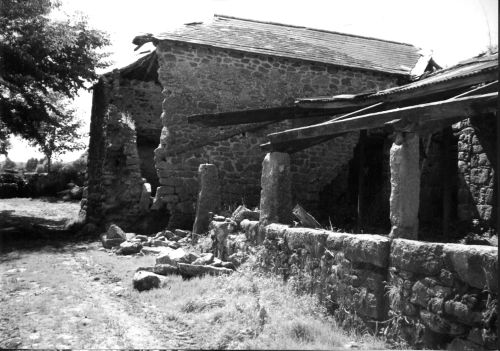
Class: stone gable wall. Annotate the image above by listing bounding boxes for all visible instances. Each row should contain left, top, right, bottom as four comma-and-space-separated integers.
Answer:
82, 73, 163, 231
99, 106, 151, 228
154, 41, 402, 228
107, 77, 163, 193
259, 224, 498, 349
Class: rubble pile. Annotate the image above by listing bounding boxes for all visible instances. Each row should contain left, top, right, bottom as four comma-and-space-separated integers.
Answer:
99, 205, 260, 291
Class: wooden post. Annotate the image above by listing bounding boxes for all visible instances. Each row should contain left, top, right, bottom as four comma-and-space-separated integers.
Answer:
259, 152, 293, 226
389, 132, 420, 239
357, 130, 366, 232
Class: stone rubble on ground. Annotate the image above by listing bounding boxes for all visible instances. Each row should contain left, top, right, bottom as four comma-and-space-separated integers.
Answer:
99, 220, 250, 291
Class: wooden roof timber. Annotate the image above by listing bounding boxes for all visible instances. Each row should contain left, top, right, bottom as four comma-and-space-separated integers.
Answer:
187, 69, 496, 127
187, 106, 355, 126
267, 92, 498, 145
386, 80, 498, 132
260, 102, 384, 153
296, 69, 497, 109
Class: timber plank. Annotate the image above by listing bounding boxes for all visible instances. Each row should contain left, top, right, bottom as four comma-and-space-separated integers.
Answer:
268, 92, 497, 144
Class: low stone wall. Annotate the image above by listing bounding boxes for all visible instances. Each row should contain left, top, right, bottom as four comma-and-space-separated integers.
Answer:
259, 224, 498, 349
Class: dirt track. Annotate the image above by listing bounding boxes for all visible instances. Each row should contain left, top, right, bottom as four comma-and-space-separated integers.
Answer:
0, 198, 194, 349
0, 242, 201, 349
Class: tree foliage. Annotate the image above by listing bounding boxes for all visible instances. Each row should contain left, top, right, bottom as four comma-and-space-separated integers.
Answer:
25, 157, 38, 172
1, 157, 16, 170
0, 0, 109, 144
29, 92, 86, 172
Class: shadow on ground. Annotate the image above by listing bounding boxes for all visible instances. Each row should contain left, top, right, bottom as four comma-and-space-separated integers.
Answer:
0, 198, 92, 253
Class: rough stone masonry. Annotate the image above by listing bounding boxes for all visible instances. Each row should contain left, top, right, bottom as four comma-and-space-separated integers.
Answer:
153, 40, 400, 228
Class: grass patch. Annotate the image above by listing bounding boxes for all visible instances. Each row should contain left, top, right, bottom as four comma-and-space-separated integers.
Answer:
2, 241, 390, 349
123, 256, 388, 350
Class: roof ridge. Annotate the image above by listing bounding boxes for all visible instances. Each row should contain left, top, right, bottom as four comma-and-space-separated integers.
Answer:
213, 14, 417, 47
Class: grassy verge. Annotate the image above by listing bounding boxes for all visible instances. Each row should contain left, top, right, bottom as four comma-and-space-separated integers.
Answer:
89, 250, 388, 350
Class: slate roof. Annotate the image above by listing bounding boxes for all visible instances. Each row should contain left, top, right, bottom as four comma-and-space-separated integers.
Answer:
297, 51, 498, 104
150, 14, 426, 76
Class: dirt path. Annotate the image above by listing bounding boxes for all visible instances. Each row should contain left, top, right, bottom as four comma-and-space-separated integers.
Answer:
0, 243, 196, 349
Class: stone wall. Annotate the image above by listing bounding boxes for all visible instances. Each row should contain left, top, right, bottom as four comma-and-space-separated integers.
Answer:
107, 76, 163, 193
259, 224, 498, 349
82, 70, 164, 230
154, 40, 402, 228
98, 106, 151, 229
453, 115, 497, 235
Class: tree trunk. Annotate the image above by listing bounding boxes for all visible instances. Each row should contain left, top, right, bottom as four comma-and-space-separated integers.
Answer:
46, 156, 52, 173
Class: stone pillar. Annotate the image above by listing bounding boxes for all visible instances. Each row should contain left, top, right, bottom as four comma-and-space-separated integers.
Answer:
389, 132, 420, 239
192, 164, 220, 234
259, 152, 293, 226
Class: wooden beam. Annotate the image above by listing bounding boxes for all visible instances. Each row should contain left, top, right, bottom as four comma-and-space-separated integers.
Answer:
297, 68, 497, 109
260, 135, 337, 153
268, 92, 497, 144
187, 106, 352, 126
385, 80, 498, 132
262, 103, 384, 153
449, 80, 497, 99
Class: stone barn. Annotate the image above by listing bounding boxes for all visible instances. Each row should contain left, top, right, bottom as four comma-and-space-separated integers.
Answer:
82, 15, 435, 231
193, 51, 496, 242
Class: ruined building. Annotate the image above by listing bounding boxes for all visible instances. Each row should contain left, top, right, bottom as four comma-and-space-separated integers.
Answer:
82, 15, 433, 231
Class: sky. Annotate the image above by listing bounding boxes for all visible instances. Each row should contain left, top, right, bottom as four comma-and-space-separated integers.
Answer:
4, 0, 498, 163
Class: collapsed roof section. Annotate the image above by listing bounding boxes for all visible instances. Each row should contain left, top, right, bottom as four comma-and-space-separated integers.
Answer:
134, 14, 432, 77
103, 50, 159, 84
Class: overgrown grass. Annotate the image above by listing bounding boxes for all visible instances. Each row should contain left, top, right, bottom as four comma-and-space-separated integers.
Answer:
2, 244, 390, 349
120, 255, 388, 350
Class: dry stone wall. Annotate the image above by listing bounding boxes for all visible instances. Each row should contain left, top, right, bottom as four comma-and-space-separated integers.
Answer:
259, 224, 498, 349
154, 41, 401, 228
107, 76, 163, 193
453, 115, 497, 234
99, 106, 151, 229
82, 70, 164, 230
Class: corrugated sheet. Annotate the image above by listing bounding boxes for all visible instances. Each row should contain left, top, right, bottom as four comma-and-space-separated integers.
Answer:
151, 15, 423, 76
298, 52, 498, 103
371, 52, 498, 97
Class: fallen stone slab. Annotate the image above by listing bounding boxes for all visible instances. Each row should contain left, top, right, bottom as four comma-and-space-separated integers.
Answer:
192, 253, 214, 265
125, 232, 136, 241
116, 241, 143, 255
220, 261, 237, 270
107, 224, 126, 240
178, 263, 233, 278
100, 234, 125, 249
211, 257, 222, 267
135, 234, 148, 242
151, 239, 180, 249
231, 205, 260, 225
133, 271, 165, 291
153, 264, 179, 276
156, 248, 200, 266
141, 247, 170, 255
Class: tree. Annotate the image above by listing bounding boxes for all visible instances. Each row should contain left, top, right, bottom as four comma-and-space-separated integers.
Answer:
25, 157, 39, 172
0, 0, 109, 145
2, 157, 16, 170
30, 92, 86, 172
